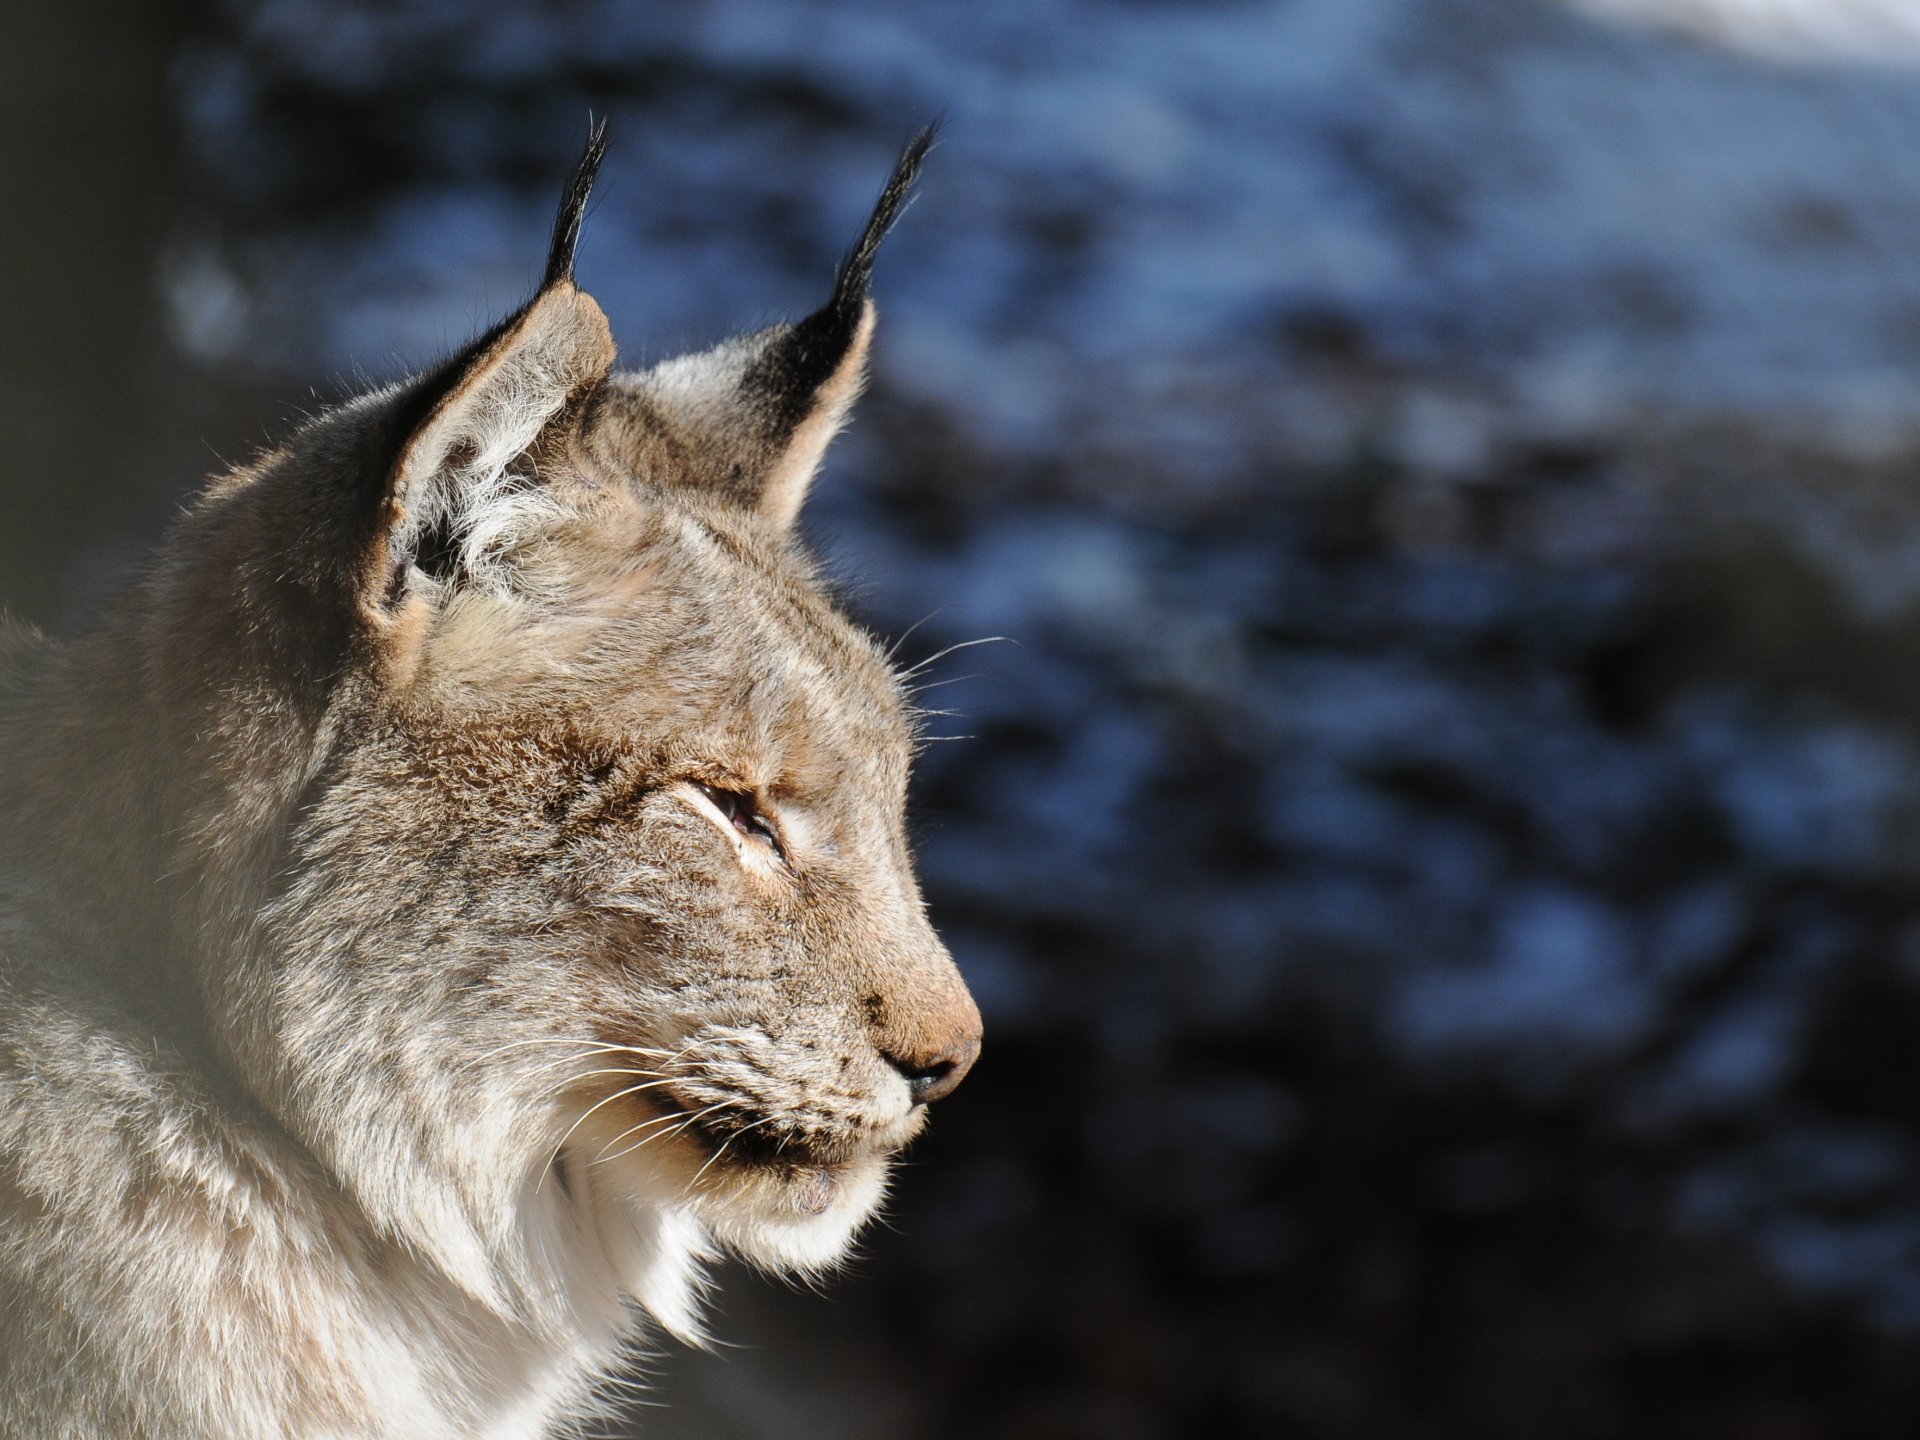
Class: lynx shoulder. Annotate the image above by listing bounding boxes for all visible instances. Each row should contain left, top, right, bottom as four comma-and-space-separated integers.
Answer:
0, 126, 980, 1440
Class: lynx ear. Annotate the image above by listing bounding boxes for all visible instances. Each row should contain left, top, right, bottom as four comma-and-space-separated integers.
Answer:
373, 123, 616, 604
594, 127, 933, 532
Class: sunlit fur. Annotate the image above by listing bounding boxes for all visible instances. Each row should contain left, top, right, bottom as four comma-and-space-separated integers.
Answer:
0, 140, 978, 1439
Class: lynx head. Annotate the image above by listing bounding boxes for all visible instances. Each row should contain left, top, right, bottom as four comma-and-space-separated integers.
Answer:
157, 125, 979, 1335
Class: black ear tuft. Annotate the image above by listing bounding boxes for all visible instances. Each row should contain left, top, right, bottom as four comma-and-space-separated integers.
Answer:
587, 126, 936, 531
749, 123, 936, 442
544, 116, 610, 291
828, 122, 937, 320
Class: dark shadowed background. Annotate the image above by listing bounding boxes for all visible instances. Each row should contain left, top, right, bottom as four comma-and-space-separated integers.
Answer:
12, 1, 1920, 1436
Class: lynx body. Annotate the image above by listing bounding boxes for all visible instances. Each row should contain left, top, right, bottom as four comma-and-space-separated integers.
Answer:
0, 129, 980, 1438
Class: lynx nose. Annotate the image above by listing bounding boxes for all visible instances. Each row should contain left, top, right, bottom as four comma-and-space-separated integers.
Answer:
887, 1032, 981, 1105
864, 940, 983, 1105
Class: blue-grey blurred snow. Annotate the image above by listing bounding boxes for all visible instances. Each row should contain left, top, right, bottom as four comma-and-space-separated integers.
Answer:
1574, 0, 1920, 64
175, 0, 1920, 476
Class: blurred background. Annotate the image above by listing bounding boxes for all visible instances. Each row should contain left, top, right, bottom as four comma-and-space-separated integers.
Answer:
13, 0, 1920, 1435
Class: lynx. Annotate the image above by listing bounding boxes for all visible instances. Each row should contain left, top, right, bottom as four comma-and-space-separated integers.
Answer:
0, 125, 981, 1439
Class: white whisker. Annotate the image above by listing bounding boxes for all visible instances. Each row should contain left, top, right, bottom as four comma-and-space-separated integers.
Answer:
897, 634, 1011, 681
904, 671, 983, 696
536, 1074, 679, 1193
592, 1101, 733, 1168
684, 1114, 780, 1193
884, 604, 955, 663
461, 1036, 679, 1075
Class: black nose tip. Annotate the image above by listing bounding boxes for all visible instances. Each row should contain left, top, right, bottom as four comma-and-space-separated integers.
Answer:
891, 1034, 981, 1106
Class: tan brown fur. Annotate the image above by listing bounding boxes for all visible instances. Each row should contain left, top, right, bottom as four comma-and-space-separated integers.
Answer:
0, 130, 977, 1438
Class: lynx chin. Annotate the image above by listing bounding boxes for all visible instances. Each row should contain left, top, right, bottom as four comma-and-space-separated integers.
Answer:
0, 124, 982, 1439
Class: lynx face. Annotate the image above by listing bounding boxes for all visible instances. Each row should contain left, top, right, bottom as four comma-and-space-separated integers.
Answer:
173, 128, 979, 1321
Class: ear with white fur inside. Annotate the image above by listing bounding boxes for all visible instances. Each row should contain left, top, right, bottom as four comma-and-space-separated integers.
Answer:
372, 122, 617, 610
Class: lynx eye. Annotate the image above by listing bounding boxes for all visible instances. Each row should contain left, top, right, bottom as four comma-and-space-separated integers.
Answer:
695, 783, 787, 862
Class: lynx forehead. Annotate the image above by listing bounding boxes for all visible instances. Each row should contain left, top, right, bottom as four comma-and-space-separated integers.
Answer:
0, 124, 981, 1439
